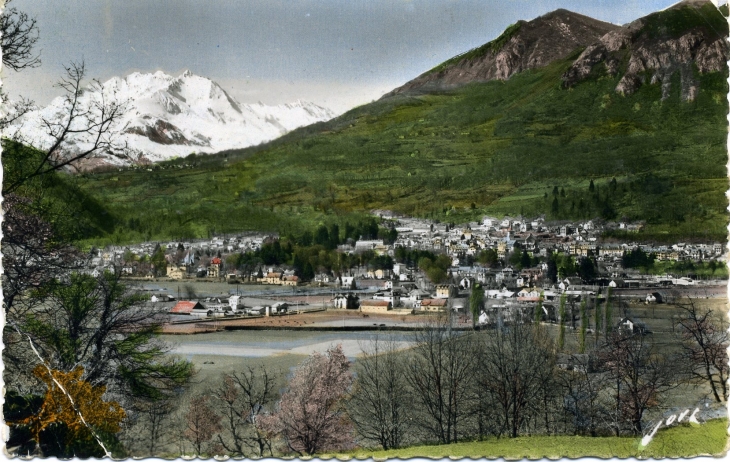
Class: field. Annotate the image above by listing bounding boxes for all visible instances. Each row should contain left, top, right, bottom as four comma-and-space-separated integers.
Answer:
330, 418, 728, 459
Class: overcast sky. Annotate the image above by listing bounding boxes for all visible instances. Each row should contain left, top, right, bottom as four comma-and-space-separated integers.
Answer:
1, 0, 719, 113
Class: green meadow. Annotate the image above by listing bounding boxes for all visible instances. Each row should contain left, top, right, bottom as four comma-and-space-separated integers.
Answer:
331, 418, 728, 459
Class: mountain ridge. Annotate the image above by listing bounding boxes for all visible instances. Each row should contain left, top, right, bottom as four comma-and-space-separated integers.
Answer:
37, 2, 730, 244
3, 70, 335, 169
385, 0, 727, 100
562, 0, 728, 100
384, 9, 621, 97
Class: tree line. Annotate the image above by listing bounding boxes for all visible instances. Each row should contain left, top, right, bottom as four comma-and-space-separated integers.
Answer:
173, 299, 727, 457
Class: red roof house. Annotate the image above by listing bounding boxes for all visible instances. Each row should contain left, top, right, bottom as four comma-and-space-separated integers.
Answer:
170, 301, 204, 314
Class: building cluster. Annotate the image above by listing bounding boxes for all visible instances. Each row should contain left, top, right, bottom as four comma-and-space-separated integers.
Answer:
81, 216, 725, 309
391, 215, 724, 264
82, 234, 274, 278
326, 214, 726, 316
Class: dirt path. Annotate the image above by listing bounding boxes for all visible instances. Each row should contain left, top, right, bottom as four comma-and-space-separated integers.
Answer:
161, 309, 437, 334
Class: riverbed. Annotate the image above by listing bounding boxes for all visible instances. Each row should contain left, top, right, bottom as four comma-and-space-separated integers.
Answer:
161, 329, 414, 359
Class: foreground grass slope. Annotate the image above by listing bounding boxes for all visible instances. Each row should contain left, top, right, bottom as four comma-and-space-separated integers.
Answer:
328, 419, 727, 459
72, 5, 728, 244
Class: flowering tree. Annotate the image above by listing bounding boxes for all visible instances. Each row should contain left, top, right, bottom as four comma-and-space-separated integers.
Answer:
263, 345, 354, 456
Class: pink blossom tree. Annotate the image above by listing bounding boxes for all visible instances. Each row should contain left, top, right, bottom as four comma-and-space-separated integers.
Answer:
263, 344, 354, 456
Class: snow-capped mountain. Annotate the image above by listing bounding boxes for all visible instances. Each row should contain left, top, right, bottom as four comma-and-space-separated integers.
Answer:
4, 70, 335, 166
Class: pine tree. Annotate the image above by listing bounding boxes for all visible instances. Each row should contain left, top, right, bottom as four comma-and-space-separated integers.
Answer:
534, 291, 544, 325
329, 223, 340, 249
558, 294, 567, 351
579, 299, 587, 353
604, 287, 613, 340
292, 253, 304, 277
470, 283, 484, 328
594, 294, 602, 347
303, 262, 315, 281
520, 250, 531, 269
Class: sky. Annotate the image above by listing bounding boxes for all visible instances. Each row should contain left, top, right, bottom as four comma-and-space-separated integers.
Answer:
0, 0, 721, 114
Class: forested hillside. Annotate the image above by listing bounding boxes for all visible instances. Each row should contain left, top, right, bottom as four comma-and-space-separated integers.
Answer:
56, 2, 730, 243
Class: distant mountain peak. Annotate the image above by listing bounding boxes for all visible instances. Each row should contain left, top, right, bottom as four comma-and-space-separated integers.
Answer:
385, 8, 620, 97
4, 71, 335, 169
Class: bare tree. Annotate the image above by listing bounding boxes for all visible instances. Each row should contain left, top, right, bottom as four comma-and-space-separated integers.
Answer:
213, 365, 280, 457
674, 297, 729, 402
477, 322, 555, 438
556, 353, 608, 436
348, 335, 412, 450
5, 61, 127, 193
405, 314, 476, 444
0, 97, 36, 131
2, 57, 127, 318
128, 397, 176, 457
262, 345, 354, 456
184, 395, 222, 456
1, 193, 79, 316
597, 331, 679, 435
0, 1, 39, 129
1, 0, 40, 71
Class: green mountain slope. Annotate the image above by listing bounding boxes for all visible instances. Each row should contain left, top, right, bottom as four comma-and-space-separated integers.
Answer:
2, 140, 117, 242
71, 5, 729, 244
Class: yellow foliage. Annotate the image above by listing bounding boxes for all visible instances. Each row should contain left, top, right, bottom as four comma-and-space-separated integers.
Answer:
11, 365, 126, 443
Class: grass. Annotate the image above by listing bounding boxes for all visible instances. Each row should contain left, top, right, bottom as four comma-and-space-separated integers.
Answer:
326, 418, 728, 459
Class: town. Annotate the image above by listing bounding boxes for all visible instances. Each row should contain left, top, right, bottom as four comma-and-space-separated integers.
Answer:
80, 213, 726, 328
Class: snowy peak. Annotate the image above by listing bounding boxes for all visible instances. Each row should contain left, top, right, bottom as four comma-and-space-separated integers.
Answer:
4, 70, 335, 168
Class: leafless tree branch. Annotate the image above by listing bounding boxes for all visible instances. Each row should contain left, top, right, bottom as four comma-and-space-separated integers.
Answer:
4, 60, 127, 194
1, 0, 41, 71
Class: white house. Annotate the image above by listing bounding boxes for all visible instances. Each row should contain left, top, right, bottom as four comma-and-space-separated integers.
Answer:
355, 240, 384, 251
485, 288, 515, 299
229, 295, 243, 312
340, 276, 358, 288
